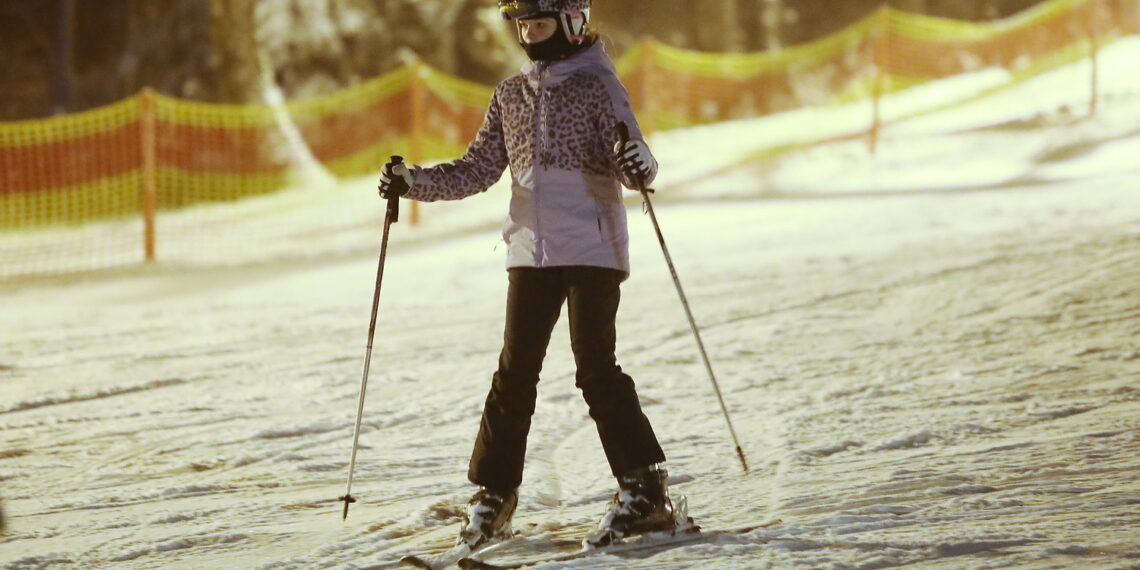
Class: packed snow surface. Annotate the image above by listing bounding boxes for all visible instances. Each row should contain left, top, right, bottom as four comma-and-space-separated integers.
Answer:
3, 39, 1140, 569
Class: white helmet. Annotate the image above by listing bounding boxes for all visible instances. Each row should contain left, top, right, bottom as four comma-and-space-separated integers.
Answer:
499, 0, 592, 49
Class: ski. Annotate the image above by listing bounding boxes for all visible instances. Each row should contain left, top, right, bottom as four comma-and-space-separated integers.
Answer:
457, 521, 778, 569
456, 526, 699, 569
399, 545, 470, 569
399, 535, 525, 569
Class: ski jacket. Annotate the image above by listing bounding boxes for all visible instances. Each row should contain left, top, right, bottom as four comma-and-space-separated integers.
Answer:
406, 41, 656, 273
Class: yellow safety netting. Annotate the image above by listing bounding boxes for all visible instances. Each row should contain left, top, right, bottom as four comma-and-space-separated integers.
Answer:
1, 98, 143, 227
2, 0, 1137, 280
622, 13, 880, 131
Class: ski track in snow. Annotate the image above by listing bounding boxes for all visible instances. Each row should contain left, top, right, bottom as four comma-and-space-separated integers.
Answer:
4, 180, 1139, 569
4, 44, 1140, 569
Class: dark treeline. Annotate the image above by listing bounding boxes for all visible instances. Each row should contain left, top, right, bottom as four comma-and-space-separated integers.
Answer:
0, 0, 1044, 120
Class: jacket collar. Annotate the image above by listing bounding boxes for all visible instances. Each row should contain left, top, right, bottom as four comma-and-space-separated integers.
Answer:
520, 41, 612, 87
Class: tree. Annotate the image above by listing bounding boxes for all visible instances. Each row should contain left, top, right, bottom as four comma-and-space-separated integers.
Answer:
693, 0, 744, 52
209, 0, 262, 103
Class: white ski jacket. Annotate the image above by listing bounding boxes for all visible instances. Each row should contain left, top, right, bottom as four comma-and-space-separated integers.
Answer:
406, 41, 656, 273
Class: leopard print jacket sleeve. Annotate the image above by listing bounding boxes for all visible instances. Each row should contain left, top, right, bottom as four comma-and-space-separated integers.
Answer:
405, 88, 510, 202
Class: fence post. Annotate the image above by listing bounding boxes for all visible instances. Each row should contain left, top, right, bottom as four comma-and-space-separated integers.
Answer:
408, 59, 424, 226
639, 38, 656, 136
869, 6, 889, 154
1088, 0, 1101, 117
140, 88, 157, 262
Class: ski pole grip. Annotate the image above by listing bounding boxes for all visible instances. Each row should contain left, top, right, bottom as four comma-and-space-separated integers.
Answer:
617, 121, 631, 145
385, 155, 403, 224
615, 122, 650, 192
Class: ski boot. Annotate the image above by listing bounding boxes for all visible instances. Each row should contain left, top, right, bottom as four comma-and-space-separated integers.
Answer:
585, 464, 693, 548
457, 487, 518, 550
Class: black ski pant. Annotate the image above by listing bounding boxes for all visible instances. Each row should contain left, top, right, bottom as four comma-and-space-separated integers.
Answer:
468, 265, 666, 492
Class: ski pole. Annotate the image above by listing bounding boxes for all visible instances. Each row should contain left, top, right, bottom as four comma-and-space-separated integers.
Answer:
339, 156, 404, 520
617, 123, 749, 473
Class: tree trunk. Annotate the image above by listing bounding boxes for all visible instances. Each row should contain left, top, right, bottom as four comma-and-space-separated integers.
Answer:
693, 0, 744, 52
209, 0, 262, 103
762, 0, 783, 51
53, 0, 76, 112
894, 0, 929, 14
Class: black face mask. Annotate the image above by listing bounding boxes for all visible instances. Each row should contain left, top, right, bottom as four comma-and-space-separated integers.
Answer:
521, 29, 581, 62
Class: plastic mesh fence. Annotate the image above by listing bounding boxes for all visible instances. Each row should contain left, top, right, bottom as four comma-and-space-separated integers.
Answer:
2, 0, 1137, 280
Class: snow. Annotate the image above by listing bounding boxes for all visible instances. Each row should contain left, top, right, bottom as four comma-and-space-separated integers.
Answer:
3, 38, 1140, 569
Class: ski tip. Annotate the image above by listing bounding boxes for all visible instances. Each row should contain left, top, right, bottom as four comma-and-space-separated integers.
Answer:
400, 544, 474, 569
398, 555, 434, 569
583, 528, 619, 550
457, 558, 500, 570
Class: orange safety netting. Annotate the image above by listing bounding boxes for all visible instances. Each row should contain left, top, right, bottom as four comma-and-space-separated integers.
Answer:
2, 0, 1138, 280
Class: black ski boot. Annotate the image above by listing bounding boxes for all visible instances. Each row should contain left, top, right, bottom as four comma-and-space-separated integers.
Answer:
457, 487, 518, 550
586, 465, 690, 547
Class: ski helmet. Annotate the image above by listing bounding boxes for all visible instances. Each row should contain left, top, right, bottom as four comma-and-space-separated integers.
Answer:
499, 0, 592, 56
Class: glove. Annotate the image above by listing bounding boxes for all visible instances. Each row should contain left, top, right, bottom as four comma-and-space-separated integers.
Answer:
613, 138, 657, 185
378, 160, 414, 199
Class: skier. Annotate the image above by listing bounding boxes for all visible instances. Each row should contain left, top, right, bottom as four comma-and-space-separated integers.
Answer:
380, 0, 679, 549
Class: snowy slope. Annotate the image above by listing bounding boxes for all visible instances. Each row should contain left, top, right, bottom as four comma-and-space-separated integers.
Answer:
2, 40, 1140, 569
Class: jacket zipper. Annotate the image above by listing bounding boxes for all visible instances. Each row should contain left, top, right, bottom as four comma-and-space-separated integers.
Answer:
535, 62, 548, 266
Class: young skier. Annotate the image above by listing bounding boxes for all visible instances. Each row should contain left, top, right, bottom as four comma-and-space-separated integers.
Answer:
379, 0, 679, 549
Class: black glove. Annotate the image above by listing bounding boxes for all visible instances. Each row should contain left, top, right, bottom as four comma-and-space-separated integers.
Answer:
378, 161, 414, 199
